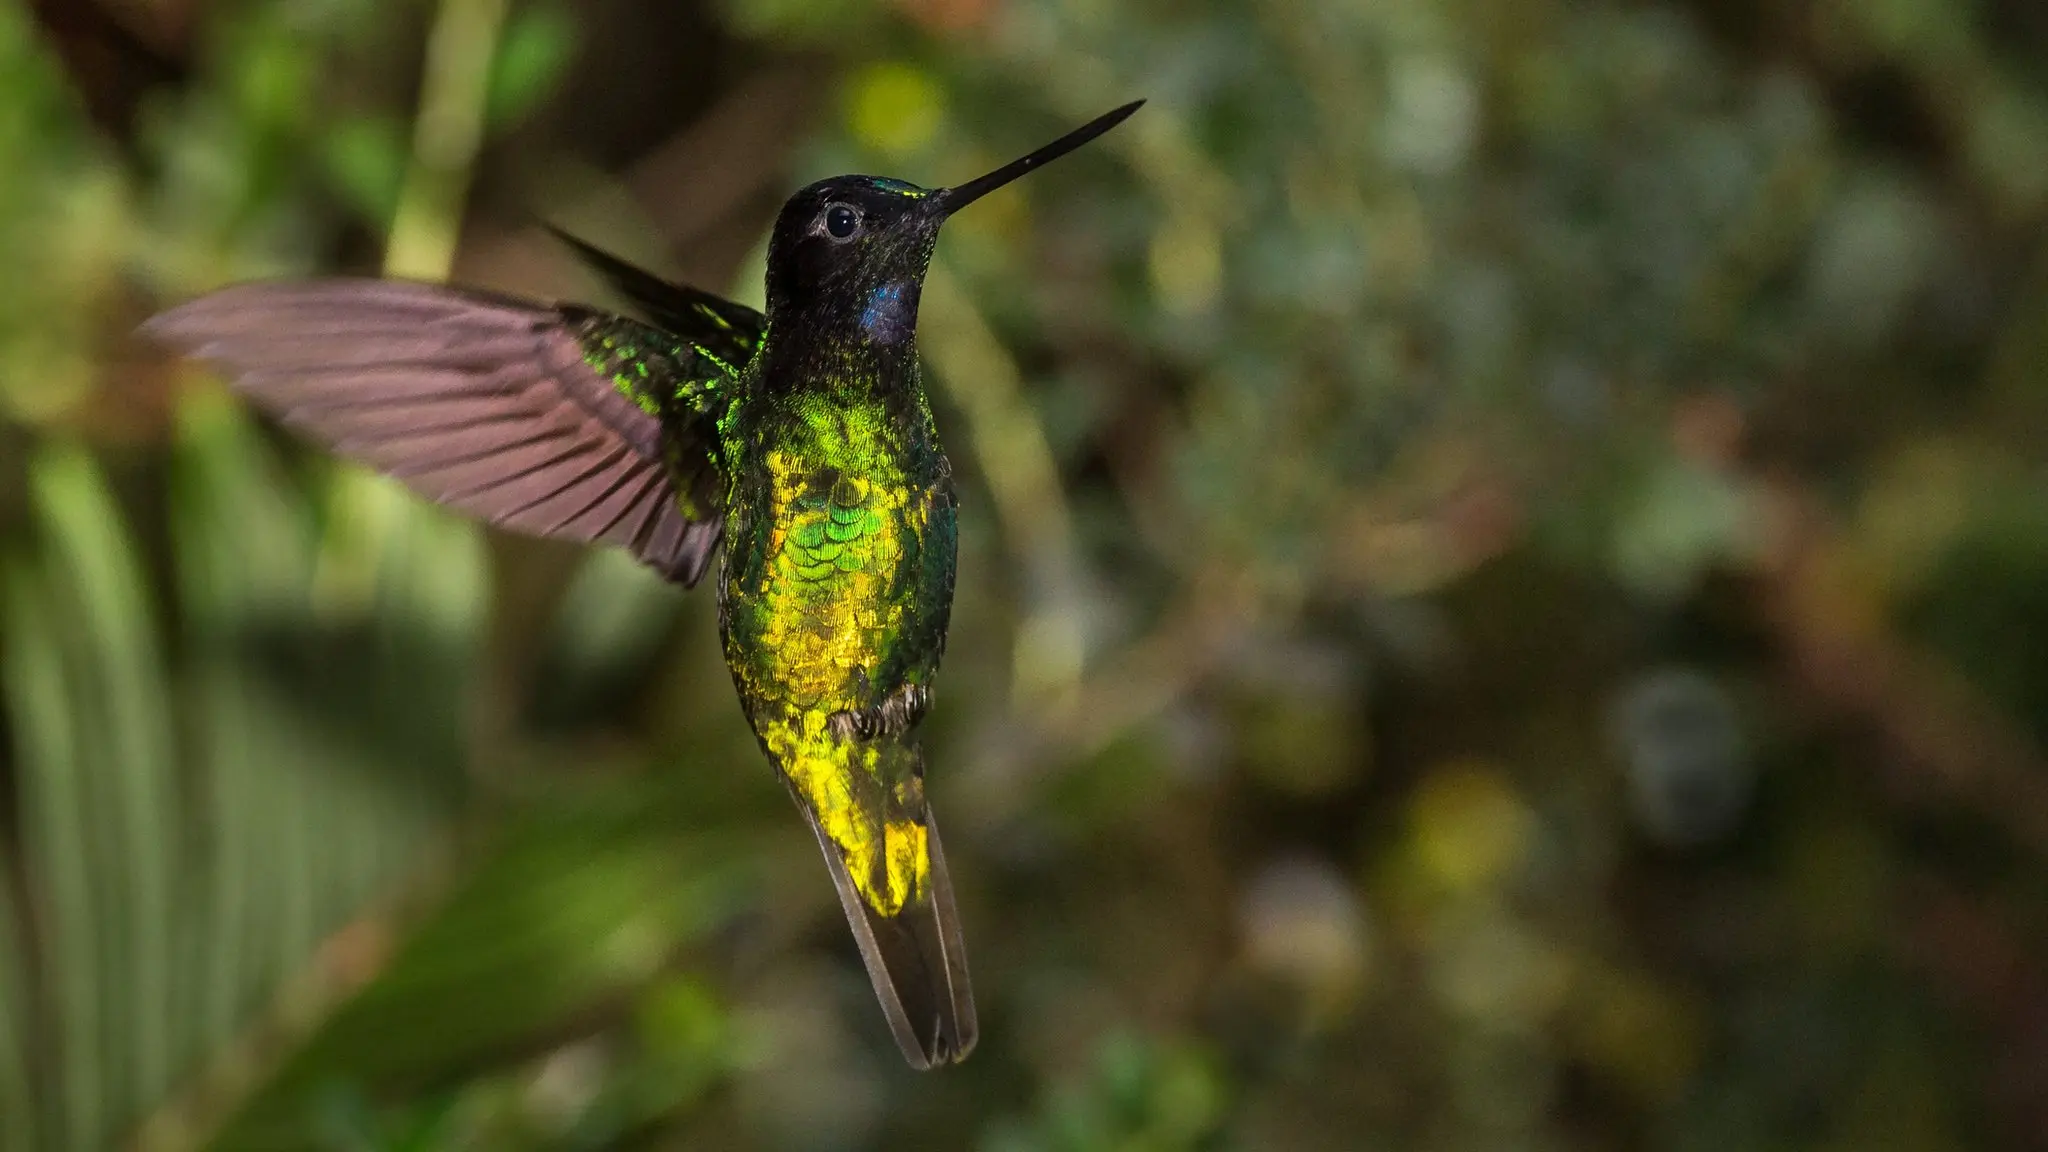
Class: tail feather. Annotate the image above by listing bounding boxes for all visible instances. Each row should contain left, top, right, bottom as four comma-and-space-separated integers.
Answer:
801, 804, 977, 1067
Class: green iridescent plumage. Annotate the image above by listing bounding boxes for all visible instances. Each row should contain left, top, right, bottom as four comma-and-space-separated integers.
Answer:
142, 101, 1143, 1070
569, 313, 716, 416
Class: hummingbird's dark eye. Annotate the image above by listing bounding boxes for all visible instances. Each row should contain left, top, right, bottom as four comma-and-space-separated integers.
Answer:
824, 204, 861, 240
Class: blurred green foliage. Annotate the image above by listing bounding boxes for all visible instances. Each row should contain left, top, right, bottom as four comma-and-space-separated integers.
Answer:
3, 0, 2048, 1148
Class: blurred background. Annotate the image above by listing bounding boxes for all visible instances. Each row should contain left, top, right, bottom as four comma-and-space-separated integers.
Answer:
3, 0, 2048, 1147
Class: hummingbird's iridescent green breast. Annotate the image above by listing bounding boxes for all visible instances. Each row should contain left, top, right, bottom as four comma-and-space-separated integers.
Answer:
716, 355, 956, 916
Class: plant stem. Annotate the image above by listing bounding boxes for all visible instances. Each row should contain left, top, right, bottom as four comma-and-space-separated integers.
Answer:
385, 0, 509, 282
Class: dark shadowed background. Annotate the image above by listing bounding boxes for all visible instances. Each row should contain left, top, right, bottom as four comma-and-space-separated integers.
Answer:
4, 0, 2048, 1148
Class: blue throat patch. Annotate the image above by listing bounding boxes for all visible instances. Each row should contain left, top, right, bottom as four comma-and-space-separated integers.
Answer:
862, 281, 916, 344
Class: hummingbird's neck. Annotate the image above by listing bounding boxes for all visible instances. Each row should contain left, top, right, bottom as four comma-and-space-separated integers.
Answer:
759, 277, 925, 398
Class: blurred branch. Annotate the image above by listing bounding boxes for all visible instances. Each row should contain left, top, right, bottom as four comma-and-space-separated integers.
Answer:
458, 60, 830, 298
385, 0, 508, 282
1903, 874, 2048, 1142
922, 265, 1087, 707
24, 0, 187, 142
1757, 479, 2048, 857
1039, 569, 1262, 760
624, 59, 835, 274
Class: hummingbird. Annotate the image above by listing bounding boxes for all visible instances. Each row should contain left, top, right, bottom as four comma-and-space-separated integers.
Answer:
144, 100, 1143, 1068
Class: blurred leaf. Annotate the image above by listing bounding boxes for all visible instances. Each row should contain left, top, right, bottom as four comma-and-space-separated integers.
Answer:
0, 5, 124, 426
988, 1032, 1229, 1152
487, 4, 578, 131
0, 557, 91, 1149
0, 848, 29, 1152
528, 548, 688, 733
322, 114, 411, 229
0, 394, 487, 1147
34, 445, 182, 1108
0, 445, 187, 1145
1610, 459, 1761, 598
1903, 483, 2048, 745
226, 25, 316, 133
210, 775, 769, 1148
173, 392, 365, 1050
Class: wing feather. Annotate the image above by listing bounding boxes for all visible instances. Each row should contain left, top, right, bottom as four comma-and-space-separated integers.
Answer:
144, 278, 758, 586
591, 468, 672, 549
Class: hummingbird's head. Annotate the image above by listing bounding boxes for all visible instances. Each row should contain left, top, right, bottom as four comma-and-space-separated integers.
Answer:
764, 176, 945, 345
763, 100, 1144, 346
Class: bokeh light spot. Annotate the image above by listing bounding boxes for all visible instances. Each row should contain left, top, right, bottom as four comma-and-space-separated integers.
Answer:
1408, 761, 1537, 895
846, 61, 944, 158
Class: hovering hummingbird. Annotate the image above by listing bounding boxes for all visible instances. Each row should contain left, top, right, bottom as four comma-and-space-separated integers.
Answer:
145, 100, 1143, 1068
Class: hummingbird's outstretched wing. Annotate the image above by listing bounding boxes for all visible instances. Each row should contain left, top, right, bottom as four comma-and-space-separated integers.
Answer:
801, 800, 977, 1068
144, 279, 757, 586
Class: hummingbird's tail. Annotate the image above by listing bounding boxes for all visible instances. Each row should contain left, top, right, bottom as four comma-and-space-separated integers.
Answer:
799, 798, 977, 1068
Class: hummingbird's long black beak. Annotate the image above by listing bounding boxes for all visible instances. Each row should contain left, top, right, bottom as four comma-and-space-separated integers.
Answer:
932, 100, 1144, 216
